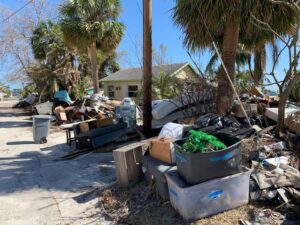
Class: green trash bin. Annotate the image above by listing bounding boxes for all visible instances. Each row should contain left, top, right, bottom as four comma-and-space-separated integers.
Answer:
32, 115, 51, 144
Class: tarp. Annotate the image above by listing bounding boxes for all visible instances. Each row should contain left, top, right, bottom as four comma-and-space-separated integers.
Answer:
54, 90, 72, 105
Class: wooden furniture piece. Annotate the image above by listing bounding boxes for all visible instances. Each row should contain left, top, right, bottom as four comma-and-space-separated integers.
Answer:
60, 123, 75, 146
59, 119, 96, 146
113, 140, 150, 187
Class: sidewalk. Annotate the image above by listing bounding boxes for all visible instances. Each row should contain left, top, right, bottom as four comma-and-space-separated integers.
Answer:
0, 101, 115, 225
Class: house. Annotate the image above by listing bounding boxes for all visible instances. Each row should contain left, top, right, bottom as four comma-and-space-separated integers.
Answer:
0, 92, 4, 101
12, 89, 21, 97
100, 62, 198, 100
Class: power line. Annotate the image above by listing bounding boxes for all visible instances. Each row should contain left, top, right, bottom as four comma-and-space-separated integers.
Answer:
1, 0, 34, 23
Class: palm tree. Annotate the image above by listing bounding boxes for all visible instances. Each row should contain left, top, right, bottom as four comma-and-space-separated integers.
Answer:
31, 21, 75, 100
205, 44, 251, 78
152, 71, 181, 100
59, 0, 124, 94
173, 0, 297, 115
253, 44, 266, 86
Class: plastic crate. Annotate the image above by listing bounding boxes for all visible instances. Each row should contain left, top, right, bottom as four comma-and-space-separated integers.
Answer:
175, 132, 242, 185
166, 167, 251, 221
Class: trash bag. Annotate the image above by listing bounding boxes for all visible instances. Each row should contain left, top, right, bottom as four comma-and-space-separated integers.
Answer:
195, 113, 255, 139
195, 113, 240, 129
195, 113, 223, 128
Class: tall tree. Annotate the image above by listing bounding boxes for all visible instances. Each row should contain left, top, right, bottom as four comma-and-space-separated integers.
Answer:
0, 0, 55, 82
59, 0, 124, 93
173, 0, 297, 115
30, 21, 78, 101
253, 44, 266, 86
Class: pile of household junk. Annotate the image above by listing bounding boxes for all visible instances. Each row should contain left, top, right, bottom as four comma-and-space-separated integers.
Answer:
18, 90, 141, 150
72, 97, 139, 150
142, 112, 300, 222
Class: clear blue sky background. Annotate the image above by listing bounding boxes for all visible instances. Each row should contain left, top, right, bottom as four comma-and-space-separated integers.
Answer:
0, 0, 290, 91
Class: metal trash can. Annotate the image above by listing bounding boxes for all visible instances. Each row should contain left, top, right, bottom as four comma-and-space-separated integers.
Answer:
32, 115, 51, 144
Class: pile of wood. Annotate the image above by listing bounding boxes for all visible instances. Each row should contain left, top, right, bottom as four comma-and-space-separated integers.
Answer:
54, 96, 115, 124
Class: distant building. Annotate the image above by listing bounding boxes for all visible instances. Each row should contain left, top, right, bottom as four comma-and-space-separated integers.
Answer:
0, 92, 4, 101
100, 62, 198, 100
12, 89, 21, 97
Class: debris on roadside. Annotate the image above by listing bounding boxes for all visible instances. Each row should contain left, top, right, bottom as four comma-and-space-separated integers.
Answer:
14, 85, 300, 223
12, 93, 37, 111
239, 208, 300, 225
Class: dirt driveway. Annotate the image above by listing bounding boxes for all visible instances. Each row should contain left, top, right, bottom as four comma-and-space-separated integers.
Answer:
0, 101, 115, 225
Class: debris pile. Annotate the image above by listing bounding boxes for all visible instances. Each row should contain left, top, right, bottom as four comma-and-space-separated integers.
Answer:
151, 90, 216, 128
54, 95, 115, 123
98, 182, 184, 225
195, 113, 256, 139
12, 93, 37, 111
248, 138, 300, 206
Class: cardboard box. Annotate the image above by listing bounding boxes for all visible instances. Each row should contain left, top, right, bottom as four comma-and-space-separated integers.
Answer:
96, 117, 114, 128
150, 138, 175, 164
79, 122, 89, 133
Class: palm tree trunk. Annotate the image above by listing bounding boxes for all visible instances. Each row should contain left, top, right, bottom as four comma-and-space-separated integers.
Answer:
254, 45, 266, 86
216, 19, 240, 115
90, 41, 99, 93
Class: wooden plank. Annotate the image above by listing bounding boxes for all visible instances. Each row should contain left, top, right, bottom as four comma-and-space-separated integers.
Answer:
133, 146, 143, 164
124, 150, 141, 185
114, 140, 150, 153
59, 112, 68, 121
113, 150, 129, 187
113, 140, 150, 187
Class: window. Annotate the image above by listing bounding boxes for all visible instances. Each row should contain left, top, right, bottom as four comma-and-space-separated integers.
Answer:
108, 85, 114, 98
128, 85, 138, 97
116, 86, 122, 91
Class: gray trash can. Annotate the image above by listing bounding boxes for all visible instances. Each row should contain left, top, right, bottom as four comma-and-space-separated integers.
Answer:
32, 115, 51, 144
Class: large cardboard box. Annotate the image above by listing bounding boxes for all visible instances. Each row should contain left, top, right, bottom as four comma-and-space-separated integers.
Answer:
79, 122, 89, 133
150, 138, 175, 164
96, 117, 114, 128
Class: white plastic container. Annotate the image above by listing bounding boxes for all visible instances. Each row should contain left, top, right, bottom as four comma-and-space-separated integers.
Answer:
35, 101, 53, 115
166, 167, 251, 221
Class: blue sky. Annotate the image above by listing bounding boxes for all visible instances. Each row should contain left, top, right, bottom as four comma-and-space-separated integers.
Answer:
0, 0, 291, 90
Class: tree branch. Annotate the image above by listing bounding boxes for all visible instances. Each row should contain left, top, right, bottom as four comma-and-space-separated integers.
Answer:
250, 14, 288, 45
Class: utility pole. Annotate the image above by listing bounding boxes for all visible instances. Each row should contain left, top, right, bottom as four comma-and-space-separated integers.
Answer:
143, 0, 152, 136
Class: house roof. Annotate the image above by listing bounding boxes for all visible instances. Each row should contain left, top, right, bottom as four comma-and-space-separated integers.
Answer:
100, 62, 191, 82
